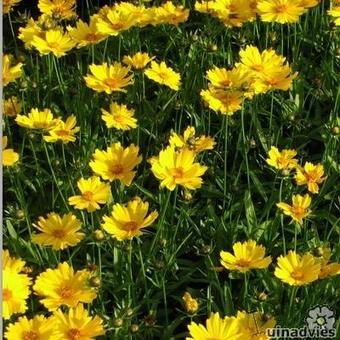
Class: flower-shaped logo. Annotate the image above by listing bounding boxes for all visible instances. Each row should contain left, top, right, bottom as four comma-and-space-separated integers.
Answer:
306, 305, 335, 330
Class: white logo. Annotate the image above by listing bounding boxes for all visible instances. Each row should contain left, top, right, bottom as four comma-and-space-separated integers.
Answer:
306, 306, 335, 330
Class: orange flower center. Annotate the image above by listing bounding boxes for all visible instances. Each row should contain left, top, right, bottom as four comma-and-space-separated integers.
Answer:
123, 221, 138, 231
252, 64, 264, 72
158, 72, 168, 80
113, 115, 124, 123
3, 288, 12, 301
58, 286, 75, 298
67, 328, 81, 340
82, 191, 94, 201
52, 229, 66, 238
291, 270, 304, 280
276, 4, 289, 13
48, 42, 60, 49
172, 167, 184, 179
56, 129, 70, 137
235, 259, 251, 267
104, 78, 119, 88
23, 331, 38, 340
110, 164, 124, 175
86, 33, 98, 42
221, 79, 232, 87
291, 206, 306, 218
110, 23, 124, 30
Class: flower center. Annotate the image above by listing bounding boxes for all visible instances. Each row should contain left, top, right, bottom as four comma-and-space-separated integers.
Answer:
23, 331, 38, 340
86, 33, 98, 42
59, 286, 75, 298
48, 42, 60, 49
221, 79, 232, 87
291, 269, 304, 280
104, 78, 119, 88
235, 259, 251, 267
56, 129, 70, 137
82, 191, 94, 201
252, 64, 264, 72
113, 115, 124, 123
110, 164, 124, 175
172, 167, 184, 179
291, 206, 306, 218
123, 221, 138, 231
67, 328, 81, 340
276, 4, 288, 13
52, 229, 66, 238
3, 288, 12, 301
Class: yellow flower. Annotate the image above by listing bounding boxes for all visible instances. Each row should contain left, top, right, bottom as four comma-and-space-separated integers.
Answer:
101, 197, 159, 241
122, 52, 155, 70
4, 315, 57, 340
266, 146, 298, 170
200, 88, 243, 115
149, 146, 208, 191
18, 18, 44, 49
54, 304, 105, 339
257, 0, 305, 23
235, 311, 276, 340
84, 62, 134, 94
328, 6, 340, 25
43, 115, 80, 143
3, 250, 31, 320
276, 193, 311, 224
15, 108, 59, 130
101, 102, 137, 130
169, 126, 216, 154
299, 0, 319, 8
182, 292, 199, 314
3, 54, 23, 87
3, 96, 22, 117
33, 262, 97, 311
154, 1, 190, 26
145, 61, 181, 90
68, 176, 111, 212
3, 0, 22, 14
32, 29, 75, 57
186, 312, 240, 340
2, 136, 19, 167
295, 162, 326, 194
89, 142, 142, 185
67, 17, 108, 48
95, 7, 138, 36
314, 247, 340, 279
274, 250, 320, 286
38, 0, 76, 19
220, 240, 272, 273
32, 212, 84, 250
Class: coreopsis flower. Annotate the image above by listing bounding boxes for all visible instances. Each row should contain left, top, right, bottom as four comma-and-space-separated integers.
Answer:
38, 0, 76, 19
186, 312, 240, 340
101, 197, 158, 241
154, 1, 190, 26
220, 240, 272, 273
3, 96, 22, 117
145, 61, 181, 90
169, 126, 216, 154
15, 108, 59, 130
328, 6, 340, 25
257, 0, 305, 24
18, 18, 44, 49
84, 62, 134, 94
149, 146, 208, 191
31, 29, 76, 57
54, 304, 106, 339
295, 162, 326, 194
266, 146, 298, 170
3, 54, 23, 87
314, 247, 340, 279
3, 136, 19, 167
89, 142, 142, 185
101, 102, 137, 130
95, 7, 139, 36
33, 262, 97, 311
32, 212, 84, 250
4, 315, 57, 340
3, 250, 31, 320
182, 292, 199, 314
276, 193, 311, 224
122, 52, 155, 70
68, 176, 111, 212
3, 0, 22, 14
67, 17, 108, 48
200, 88, 243, 115
43, 115, 80, 143
274, 250, 320, 286
235, 311, 276, 340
